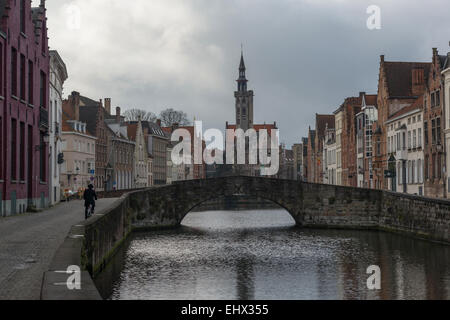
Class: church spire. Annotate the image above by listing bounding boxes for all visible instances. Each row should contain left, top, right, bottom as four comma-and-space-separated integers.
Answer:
237, 46, 248, 92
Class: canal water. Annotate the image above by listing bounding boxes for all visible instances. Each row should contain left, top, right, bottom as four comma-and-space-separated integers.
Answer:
101, 209, 450, 300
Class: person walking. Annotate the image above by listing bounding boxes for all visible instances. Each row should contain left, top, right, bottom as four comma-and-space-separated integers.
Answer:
83, 184, 98, 219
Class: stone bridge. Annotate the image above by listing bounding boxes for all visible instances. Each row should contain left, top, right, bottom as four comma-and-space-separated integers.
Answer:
128, 176, 381, 228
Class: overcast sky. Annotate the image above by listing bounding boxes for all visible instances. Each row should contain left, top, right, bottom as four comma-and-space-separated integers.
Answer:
43, 0, 450, 147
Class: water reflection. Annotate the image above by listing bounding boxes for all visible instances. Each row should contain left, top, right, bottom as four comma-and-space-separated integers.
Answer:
104, 209, 450, 300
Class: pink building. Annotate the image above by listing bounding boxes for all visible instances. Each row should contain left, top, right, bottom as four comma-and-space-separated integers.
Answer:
0, 0, 50, 216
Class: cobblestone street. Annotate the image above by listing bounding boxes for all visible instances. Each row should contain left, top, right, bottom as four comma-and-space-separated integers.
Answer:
0, 198, 118, 300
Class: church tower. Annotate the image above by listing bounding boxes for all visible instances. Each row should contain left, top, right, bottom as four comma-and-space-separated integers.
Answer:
235, 50, 254, 131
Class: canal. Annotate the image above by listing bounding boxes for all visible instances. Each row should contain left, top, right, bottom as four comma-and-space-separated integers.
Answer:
96, 209, 450, 300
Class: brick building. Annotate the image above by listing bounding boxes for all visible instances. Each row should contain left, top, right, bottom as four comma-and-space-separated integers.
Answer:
374, 55, 431, 191
340, 96, 363, 187
306, 128, 316, 183
313, 114, 335, 184
142, 120, 169, 185
64, 92, 111, 191
0, 0, 50, 216
105, 108, 135, 191
423, 48, 448, 198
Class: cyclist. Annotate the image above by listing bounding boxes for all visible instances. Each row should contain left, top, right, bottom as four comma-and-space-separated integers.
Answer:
83, 184, 98, 219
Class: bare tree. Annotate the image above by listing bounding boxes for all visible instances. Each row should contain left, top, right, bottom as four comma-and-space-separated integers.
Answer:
159, 108, 190, 127
123, 109, 157, 122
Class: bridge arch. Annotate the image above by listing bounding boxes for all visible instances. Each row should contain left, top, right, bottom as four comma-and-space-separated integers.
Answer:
179, 194, 295, 224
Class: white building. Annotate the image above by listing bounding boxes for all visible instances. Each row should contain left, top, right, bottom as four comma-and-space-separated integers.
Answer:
49, 51, 68, 205
356, 95, 378, 188
323, 125, 336, 185
386, 98, 424, 195
334, 108, 344, 186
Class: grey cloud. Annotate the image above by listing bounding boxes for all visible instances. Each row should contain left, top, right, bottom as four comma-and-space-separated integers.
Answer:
46, 0, 450, 146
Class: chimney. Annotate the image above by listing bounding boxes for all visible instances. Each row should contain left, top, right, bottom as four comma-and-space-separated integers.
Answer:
156, 119, 162, 127
433, 47, 438, 56
116, 107, 121, 124
71, 91, 80, 121
99, 99, 103, 107
359, 92, 365, 100
412, 68, 425, 95
104, 98, 111, 115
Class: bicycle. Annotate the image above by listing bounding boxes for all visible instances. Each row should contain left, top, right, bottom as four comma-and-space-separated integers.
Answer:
85, 204, 94, 219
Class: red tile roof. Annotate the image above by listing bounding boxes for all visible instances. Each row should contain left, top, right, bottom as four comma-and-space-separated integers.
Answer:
383, 61, 431, 97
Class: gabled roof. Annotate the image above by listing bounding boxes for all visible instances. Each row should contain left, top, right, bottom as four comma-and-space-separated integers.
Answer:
315, 114, 335, 139
79, 106, 101, 136
141, 121, 168, 139
363, 94, 378, 107
383, 61, 431, 97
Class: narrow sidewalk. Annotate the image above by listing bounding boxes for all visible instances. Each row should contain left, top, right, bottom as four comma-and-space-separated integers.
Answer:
0, 198, 118, 300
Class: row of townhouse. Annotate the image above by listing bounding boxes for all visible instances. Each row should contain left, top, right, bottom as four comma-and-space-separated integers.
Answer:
299, 47, 450, 199
60, 92, 208, 197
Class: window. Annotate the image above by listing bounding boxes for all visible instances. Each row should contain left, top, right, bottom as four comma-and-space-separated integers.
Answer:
424, 122, 428, 145
20, 122, 25, 181
403, 132, 406, 150
40, 132, 46, 182
28, 60, 33, 104
20, 0, 26, 33
11, 119, 17, 180
40, 71, 46, 108
408, 131, 411, 149
425, 155, 429, 180
20, 54, 25, 100
432, 119, 436, 145
376, 138, 381, 156
438, 154, 442, 179
432, 154, 436, 179
436, 90, 441, 107
437, 118, 441, 144
418, 128, 422, 148
11, 48, 17, 96
413, 130, 417, 149
431, 92, 435, 107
